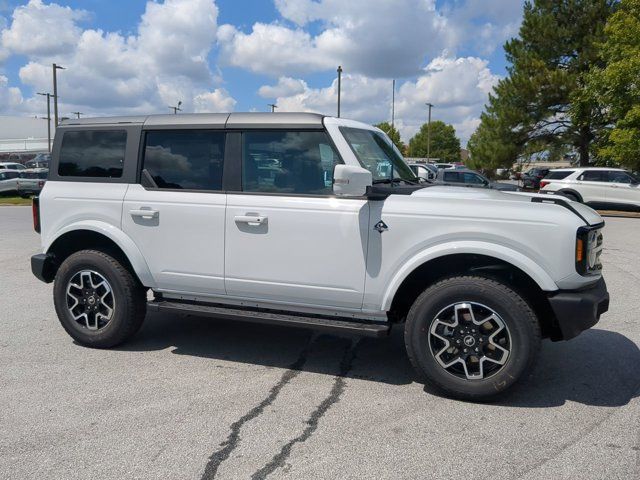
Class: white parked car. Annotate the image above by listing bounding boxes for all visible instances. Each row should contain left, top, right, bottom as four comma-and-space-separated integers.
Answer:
0, 162, 26, 171
30, 113, 609, 401
0, 170, 22, 194
540, 167, 640, 210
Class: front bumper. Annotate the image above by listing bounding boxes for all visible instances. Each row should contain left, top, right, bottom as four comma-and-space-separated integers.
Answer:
31, 253, 56, 283
547, 277, 609, 340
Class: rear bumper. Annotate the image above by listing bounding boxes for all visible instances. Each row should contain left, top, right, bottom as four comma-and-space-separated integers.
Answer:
547, 277, 609, 340
31, 253, 56, 283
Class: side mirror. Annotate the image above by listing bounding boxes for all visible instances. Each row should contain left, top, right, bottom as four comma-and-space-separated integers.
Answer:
333, 164, 372, 197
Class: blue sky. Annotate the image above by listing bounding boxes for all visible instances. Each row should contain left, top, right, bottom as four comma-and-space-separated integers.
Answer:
0, 0, 524, 144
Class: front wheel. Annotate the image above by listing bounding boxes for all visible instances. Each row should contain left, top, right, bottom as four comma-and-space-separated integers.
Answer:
53, 250, 147, 348
405, 276, 541, 401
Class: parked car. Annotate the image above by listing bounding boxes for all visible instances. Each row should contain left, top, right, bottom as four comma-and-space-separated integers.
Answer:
30, 112, 609, 401
0, 162, 26, 171
433, 162, 454, 170
25, 153, 51, 169
540, 167, 640, 210
0, 170, 21, 195
433, 168, 519, 191
408, 162, 437, 181
521, 168, 550, 189
17, 168, 48, 198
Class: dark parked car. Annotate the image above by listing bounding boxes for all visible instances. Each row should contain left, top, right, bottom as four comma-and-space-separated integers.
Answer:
25, 153, 51, 169
522, 168, 550, 189
433, 169, 519, 191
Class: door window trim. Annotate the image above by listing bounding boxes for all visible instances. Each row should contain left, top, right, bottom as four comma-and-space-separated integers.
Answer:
136, 129, 227, 194
226, 128, 345, 198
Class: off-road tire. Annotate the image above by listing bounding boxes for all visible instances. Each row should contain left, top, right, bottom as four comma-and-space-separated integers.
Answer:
53, 249, 146, 348
405, 275, 541, 401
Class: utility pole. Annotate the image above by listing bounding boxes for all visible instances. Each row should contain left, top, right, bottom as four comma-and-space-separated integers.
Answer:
37, 92, 52, 152
268, 103, 277, 112
52, 63, 65, 126
72, 111, 83, 119
169, 101, 182, 114
425, 102, 434, 161
337, 65, 342, 118
391, 79, 395, 129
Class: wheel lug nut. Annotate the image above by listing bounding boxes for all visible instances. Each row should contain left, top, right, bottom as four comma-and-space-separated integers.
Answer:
463, 348, 468, 353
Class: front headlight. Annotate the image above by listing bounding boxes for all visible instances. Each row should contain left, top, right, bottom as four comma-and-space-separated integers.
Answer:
576, 224, 604, 275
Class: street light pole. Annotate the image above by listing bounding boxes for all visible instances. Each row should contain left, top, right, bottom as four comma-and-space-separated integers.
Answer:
268, 103, 277, 112
391, 79, 395, 129
72, 111, 83, 119
337, 65, 343, 118
52, 63, 65, 126
425, 102, 434, 161
37, 92, 52, 152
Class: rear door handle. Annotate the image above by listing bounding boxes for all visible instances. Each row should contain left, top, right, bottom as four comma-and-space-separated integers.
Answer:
130, 208, 159, 219
234, 215, 267, 226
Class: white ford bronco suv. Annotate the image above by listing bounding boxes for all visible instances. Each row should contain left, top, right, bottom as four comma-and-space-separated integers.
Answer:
31, 113, 609, 401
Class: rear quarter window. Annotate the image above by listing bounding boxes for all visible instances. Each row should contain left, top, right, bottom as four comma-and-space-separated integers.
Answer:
58, 130, 127, 178
545, 170, 574, 180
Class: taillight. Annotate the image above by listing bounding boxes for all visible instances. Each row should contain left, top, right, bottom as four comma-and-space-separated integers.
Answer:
32, 196, 41, 233
539, 181, 549, 189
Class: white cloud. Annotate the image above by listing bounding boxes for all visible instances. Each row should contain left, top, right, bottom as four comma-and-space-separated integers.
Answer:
258, 77, 307, 98
3, 0, 234, 117
270, 56, 500, 145
0, 74, 23, 109
1, 0, 86, 57
193, 88, 236, 112
219, 0, 452, 78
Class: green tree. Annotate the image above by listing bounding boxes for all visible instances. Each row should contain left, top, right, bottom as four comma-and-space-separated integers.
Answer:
408, 121, 461, 162
469, 0, 616, 169
374, 122, 405, 152
587, 0, 640, 171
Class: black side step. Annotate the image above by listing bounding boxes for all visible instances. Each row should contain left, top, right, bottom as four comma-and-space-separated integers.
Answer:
148, 300, 390, 337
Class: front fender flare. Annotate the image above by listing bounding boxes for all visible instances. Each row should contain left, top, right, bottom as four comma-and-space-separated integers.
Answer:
45, 220, 156, 288
381, 241, 558, 311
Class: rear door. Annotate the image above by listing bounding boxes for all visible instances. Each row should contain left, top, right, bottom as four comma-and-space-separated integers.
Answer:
224, 129, 369, 310
576, 170, 608, 203
122, 129, 227, 295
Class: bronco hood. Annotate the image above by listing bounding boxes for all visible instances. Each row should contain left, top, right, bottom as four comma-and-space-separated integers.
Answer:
410, 186, 603, 226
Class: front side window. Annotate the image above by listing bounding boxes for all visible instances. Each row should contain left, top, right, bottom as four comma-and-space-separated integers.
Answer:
143, 130, 225, 190
242, 131, 341, 195
608, 171, 635, 184
340, 127, 417, 183
59, 130, 126, 177
462, 172, 487, 185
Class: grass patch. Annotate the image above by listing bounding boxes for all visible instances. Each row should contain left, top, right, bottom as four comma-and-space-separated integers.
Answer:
0, 196, 32, 206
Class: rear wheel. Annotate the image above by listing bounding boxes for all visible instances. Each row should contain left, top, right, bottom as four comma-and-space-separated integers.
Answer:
561, 191, 580, 203
405, 276, 541, 401
53, 250, 146, 348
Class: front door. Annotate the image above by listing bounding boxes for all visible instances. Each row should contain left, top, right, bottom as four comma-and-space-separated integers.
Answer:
224, 130, 369, 310
122, 129, 227, 295
606, 170, 640, 207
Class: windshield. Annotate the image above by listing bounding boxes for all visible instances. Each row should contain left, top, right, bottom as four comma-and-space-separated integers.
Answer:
339, 127, 417, 183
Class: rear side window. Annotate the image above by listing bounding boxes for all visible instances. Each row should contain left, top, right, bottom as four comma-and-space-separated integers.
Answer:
58, 130, 126, 177
443, 172, 459, 182
546, 170, 574, 180
580, 171, 607, 182
242, 131, 341, 195
143, 130, 225, 191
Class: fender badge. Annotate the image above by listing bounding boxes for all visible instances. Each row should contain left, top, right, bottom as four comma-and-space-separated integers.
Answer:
374, 220, 388, 233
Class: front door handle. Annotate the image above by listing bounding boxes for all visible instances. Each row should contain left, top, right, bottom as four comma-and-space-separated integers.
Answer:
130, 208, 159, 219
234, 215, 267, 226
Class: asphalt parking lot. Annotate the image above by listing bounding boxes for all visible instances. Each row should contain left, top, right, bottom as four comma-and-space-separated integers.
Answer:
1, 206, 638, 480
